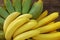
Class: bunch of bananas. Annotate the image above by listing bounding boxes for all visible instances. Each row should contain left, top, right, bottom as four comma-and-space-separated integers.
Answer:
0, 0, 60, 40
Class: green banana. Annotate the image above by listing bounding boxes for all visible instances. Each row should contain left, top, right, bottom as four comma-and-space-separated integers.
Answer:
0, 7, 9, 19
37, 10, 48, 21
4, 0, 15, 13
12, 0, 22, 13
0, 17, 4, 24
29, 0, 43, 19
0, 31, 5, 40
0, 17, 4, 30
22, 0, 32, 14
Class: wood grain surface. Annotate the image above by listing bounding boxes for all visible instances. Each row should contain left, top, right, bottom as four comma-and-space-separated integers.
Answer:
0, 0, 60, 21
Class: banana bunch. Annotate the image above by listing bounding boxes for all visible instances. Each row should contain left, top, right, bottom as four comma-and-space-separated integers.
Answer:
0, 0, 60, 40
3, 11, 60, 40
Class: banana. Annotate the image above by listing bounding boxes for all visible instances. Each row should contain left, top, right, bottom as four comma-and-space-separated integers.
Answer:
3, 12, 20, 33
0, 17, 4, 25
15, 14, 32, 20
13, 29, 40, 40
29, 0, 43, 19
13, 20, 37, 37
12, 0, 22, 12
39, 22, 60, 33
22, 0, 32, 14
37, 10, 48, 21
13, 22, 60, 40
32, 12, 59, 29
4, 0, 15, 13
0, 31, 5, 40
31, 22, 55, 40
0, 17, 4, 30
0, 25, 3, 30
0, 7, 9, 19
33, 32, 60, 40
5, 17, 30, 40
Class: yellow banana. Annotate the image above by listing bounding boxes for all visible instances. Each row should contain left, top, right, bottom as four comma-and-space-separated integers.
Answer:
13, 20, 37, 37
15, 14, 32, 19
5, 17, 29, 40
37, 10, 48, 21
4, 13, 32, 33
13, 29, 40, 40
13, 22, 60, 40
39, 22, 60, 33
33, 12, 59, 29
33, 32, 60, 40
3, 12, 20, 33
13, 21, 54, 38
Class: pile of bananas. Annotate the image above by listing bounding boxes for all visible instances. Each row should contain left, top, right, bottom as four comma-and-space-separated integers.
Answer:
0, 0, 60, 40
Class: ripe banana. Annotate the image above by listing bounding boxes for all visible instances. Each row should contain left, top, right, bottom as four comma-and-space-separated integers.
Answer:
37, 10, 48, 21
13, 22, 60, 40
3, 12, 20, 33
33, 32, 60, 40
22, 0, 32, 14
0, 7, 9, 19
4, 0, 15, 13
29, 0, 43, 19
39, 22, 60, 33
5, 17, 30, 40
33, 12, 59, 29
13, 20, 37, 37
15, 14, 32, 20
13, 29, 40, 40
12, 0, 22, 12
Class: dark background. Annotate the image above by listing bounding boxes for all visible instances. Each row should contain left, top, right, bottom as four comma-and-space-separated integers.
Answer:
0, 0, 60, 21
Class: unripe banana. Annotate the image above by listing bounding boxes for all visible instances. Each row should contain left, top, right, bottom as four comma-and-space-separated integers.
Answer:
13, 22, 60, 40
37, 10, 48, 21
22, 0, 32, 14
5, 17, 29, 40
0, 7, 9, 19
33, 12, 59, 29
4, 0, 15, 13
29, 0, 43, 19
13, 20, 37, 37
12, 0, 22, 12
0, 31, 5, 40
3, 12, 20, 33
0, 17, 4, 30
0, 17, 4, 25
33, 32, 60, 40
